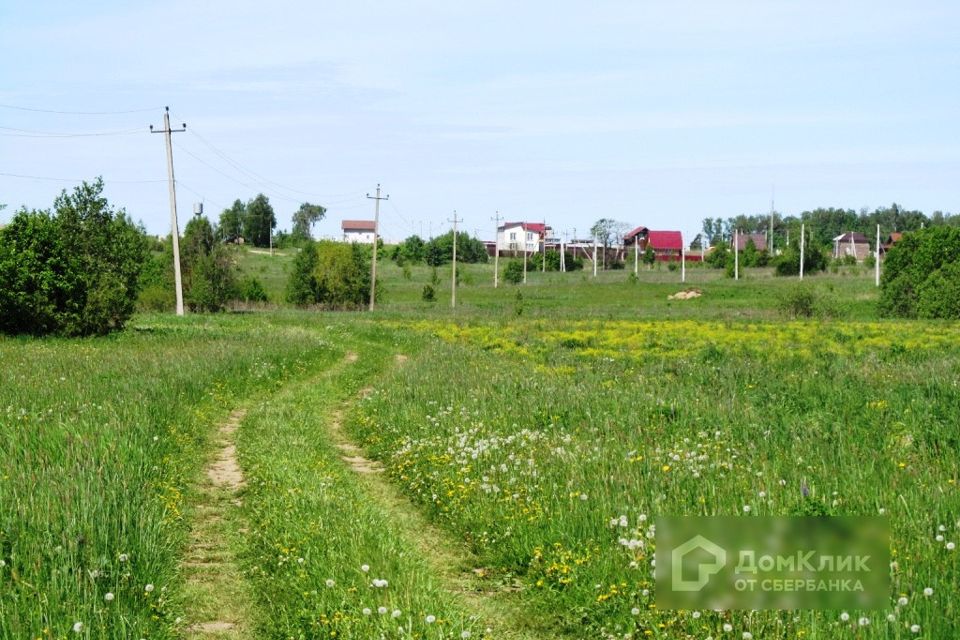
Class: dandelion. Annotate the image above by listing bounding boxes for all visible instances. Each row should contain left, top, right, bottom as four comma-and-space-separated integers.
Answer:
743, 633, 753, 640
144, 584, 154, 593
392, 609, 401, 618
936, 534, 944, 542
0, 560, 5, 568
947, 542, 956, 551
73, 622, 83, 633
426, 615, 436, 624
692, 611, 701, 619
297, 557, 305, 565
840, 612, 850, 622
579, 493, 588, 501
461, 632, 472, 639
631, 607, 640, 615
362, 607, 372, 616
910, 624, 921, 633
858, 617, 870, 626
887, 614, 896, 622
118, 554, 129, 563
898, 596, 909, 606
723, 623, 733, 632
378, 606, 387, 615
325, 579, 335, 587
923, 587, 933, 597
758, 491, 766, 499
743, 505, 751, 513
104, 592, 114, 602
361, 564, 370, 573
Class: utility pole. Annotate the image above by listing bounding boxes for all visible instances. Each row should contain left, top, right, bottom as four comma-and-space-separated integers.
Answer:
593, 236, 598, 278
492, 211, 503, 288
150, 107, 186, 316
542, 219, 547, 272
634, 235, 639, 274
561, 230, 568, 272
875, 224, 881, 287
449, 211, 462, 308
734, 229, 740, 281
770, 185, 775, 254
366, 183, 389, 311
800, 223, 805, 280
681, 247, 686, 283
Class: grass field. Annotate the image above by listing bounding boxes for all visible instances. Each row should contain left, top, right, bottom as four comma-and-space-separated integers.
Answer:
1, 256, 958, 639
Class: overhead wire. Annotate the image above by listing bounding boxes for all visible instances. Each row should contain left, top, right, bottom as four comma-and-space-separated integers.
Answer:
0, 103, 161, 115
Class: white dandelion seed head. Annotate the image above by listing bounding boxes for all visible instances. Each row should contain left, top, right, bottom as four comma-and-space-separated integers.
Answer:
631, 607, 640, 615
858, 617, 870, 626
938, 524, 946, 532
936, 534, 945, 542
898, 596, 909, 606
758, 491, 766, 499
743, 633, 753, 640
362, 607, 372, 616
579, 493, 588, 501
104, 592, 114, 602
461, 632, 471, 639
743, 505, 751, 513
911, 624, 921, 633
840, 612, 850, 622
887, 613, 896, 622
425, 615, 436, 624
297, 557, 304, 565
73, 622, 83, 633
361, 564, 370, 573
723, 623, 733, 632
325, 579, 335, 587
118, 553, 129, 563
378, 606, 387, 615
144, 584, 154, 593
923, 587, 933, 596
692, 611, 701, 619
392, 609, 401, 618
947, 542, 956, 551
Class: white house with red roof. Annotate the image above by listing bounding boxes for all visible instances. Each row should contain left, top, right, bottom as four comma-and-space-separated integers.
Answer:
496, 221, 550, 253
341, 219, 376, 243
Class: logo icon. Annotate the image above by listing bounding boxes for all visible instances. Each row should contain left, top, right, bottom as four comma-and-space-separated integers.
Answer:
671, 534, 727, 591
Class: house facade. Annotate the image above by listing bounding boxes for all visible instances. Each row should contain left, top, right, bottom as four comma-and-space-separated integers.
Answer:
623, 227, 684, 261
732, 232, 768, 252
496, 222, 550, 253
342, 220, 376, 244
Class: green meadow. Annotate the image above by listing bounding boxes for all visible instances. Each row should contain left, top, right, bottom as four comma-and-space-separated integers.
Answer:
1, 254, 957, 639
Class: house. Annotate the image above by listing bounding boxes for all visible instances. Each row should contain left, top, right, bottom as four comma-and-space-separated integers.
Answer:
496, 222, 550, 254
732, 232, 768, 252
833, 232, 870, 261
881, 232, 903, 255
623, 226, 649, 247
623, 227, 683, 261
342, 220, 376, 244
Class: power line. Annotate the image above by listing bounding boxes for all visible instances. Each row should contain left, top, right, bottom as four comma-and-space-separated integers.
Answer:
0, 103, 160, 115
0, 171, 165, 184
0, 125, 142, 138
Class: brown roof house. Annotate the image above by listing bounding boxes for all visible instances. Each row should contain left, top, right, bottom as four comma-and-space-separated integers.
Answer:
833, 232, 871, 261
342, 220, 376, 244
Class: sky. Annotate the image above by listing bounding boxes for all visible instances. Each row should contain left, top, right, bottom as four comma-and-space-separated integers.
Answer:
1, 1, 958, 244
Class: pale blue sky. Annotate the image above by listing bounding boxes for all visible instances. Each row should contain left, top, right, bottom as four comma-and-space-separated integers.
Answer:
1, 1, 958, 243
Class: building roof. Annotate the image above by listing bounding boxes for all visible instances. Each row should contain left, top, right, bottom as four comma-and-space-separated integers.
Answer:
342, 220, 376, 231
833, 232, 868, 243
886, 232, 903, 244
733, 232, 767, 251
623, 226, 649, 242
647, 230, 683, 251
500, 222, 549, 235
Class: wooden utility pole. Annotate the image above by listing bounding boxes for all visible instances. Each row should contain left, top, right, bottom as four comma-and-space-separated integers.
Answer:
875, 224, 881, 287
681, 248, 686, 283
150, 107, 187, 316
366, 184, 389, 311
542, 219, 547, 272
593, 236, 598, 277
492, 211, 503, 288
734, 229, 740, 281
449, 211, 462, 308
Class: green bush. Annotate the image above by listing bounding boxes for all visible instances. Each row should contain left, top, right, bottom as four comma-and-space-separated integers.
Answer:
286, 240, 374, 308
421, 284, 435, 302
503, 259, 525, 284
0, 179, 146, 336
773, 242, 827, 276
880, 227, 960, 318
777, 286, 818, 318
238, 276, 269, 303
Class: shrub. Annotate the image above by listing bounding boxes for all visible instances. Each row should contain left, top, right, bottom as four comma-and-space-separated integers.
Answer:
773, 242, 827, 276
286, 242, 320, 305
504, 259, 524, 284
286, 241, 374, 308
916, 261, 960, 319
0, 179, 146, 336
880, 227, 960, 318
421, 284, 435, 302
778, 286, 818, 319
238, 276, 269, 303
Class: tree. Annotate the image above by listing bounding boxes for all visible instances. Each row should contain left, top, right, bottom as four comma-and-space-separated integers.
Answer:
286, 241, 376, 308
424, 231, 488, 265
244, 194, 276, 247
291, 202, 326, 242
181, 216, 236, 312
880, 226, 960, 318
219, 199, 245, 241
590, 219, 628, 270
286, 241, 320, 305
393, 235, 426, 263
0, 179, 146, 336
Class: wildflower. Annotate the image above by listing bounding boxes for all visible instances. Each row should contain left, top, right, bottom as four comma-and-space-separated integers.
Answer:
910, 624, 921, 633
758, 491, 766, 499
743, 505, 751, 514
297, 557, 305, 565
361, 564, 370, 573
378, 606, 387, 615
461, 632, 471, 639
0, 560, 5, 568
923, 587, 933, 597
840, 612, 850, 622
887, 614, 896, 622
947, 542, 956, 551
631, 607, 640, 615
362, 608, 372, 616
898, 596, 909, 606
936, 534, 944, 542
692, 611, 701, 619
392, 609, 401, 618
723, 623, 733, 632
579, 493, 588, 501
426, 615, 436, 623
73, 622, 83, 633
325, 579, 335, 587
118, 554, 129, 563
104, 592, 114, 602
743, 633, 753, 640
144, 584, 154, 593
858, 617, 870, 626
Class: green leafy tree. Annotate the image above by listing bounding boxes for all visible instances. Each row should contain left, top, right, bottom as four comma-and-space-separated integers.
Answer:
504, 259, 524, 284
643, 245, 656, 268
291, 202, 326, 242
181, 216, 237, 312
244, 194, 276, 247
880, 227, 960, 318
0, 179, 146, 336
424, 231, 488, 265
286, 241, 320, 305
286, 241, 375, 308
394, 235, 426, 263
219, 199, 245, 241
590, 218, 628, 270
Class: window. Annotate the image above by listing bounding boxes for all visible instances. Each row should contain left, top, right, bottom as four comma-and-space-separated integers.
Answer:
527, 232, 533, 241
509, 232, 516, 240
